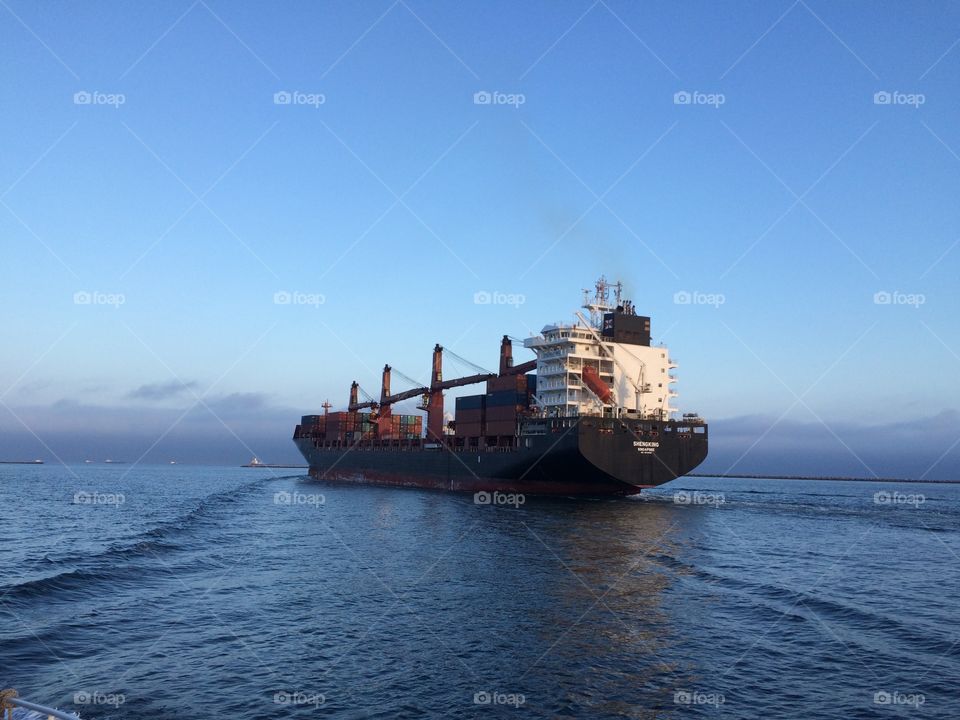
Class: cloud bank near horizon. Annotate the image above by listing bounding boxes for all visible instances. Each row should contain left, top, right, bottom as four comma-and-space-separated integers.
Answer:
0, 399, 957, 480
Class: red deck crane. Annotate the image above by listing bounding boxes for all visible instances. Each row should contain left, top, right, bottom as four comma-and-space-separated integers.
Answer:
346, 337, 535, 440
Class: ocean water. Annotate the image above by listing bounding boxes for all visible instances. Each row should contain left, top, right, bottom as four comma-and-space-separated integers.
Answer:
0, 465, 957, 719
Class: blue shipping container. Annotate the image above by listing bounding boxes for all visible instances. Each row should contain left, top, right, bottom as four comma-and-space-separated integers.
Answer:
486, 391, 525, 407
456, 394, 486, 411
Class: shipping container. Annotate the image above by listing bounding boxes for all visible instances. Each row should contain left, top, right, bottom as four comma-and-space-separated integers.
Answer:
455, 394, 486, 411
485, 420, 517, 436
486, 374, 528, 393
486, 390, 526, 407
485, 405, 519, 420
455, 421, 484, 437
456, 408, 484, 419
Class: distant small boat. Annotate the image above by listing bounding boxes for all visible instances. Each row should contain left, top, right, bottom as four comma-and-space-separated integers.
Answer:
0, 459, 44, 465
242, 457, 307, 469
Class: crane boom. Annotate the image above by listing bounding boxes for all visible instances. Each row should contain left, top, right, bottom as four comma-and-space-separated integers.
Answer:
436, 372, 496, 392
343, 338, 535, 419
503, 359, 536, 375
380, 372, 495, 406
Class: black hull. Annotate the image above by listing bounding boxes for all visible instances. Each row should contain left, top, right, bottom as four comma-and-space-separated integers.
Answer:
293, 417, 707, 496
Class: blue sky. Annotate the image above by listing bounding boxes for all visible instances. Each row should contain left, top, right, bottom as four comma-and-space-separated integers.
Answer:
2, 1, 959, 475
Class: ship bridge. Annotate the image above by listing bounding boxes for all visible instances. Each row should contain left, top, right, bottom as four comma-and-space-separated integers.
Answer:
523, 276, 677, 420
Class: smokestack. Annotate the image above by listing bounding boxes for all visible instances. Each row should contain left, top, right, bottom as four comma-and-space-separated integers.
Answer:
349, 381, 359, 408
499, 335, 514, 375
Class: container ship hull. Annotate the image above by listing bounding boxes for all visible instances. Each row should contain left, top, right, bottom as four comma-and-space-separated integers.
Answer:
294, 418, 707, 496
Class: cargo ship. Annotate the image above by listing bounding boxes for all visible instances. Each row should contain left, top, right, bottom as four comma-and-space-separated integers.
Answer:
293, 277, 707, 496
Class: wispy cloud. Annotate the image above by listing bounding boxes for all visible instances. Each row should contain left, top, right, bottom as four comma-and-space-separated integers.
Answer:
128, 379, 199, 401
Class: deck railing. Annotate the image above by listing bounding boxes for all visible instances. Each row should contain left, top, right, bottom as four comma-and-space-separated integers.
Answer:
0, 690, 80, 720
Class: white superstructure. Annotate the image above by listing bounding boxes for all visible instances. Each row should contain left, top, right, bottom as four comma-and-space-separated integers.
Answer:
523, 277, 678, 419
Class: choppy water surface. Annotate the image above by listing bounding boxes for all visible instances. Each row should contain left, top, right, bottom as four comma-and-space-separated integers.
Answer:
1, 465, 957, 718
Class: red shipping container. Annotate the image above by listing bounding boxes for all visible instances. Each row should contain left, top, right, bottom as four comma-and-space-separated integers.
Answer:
485, 420, 516, 435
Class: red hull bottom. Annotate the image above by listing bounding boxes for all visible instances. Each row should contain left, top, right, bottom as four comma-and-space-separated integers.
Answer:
308, 467, 651, 497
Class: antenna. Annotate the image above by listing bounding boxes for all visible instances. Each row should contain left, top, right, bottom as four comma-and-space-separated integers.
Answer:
582, 275, 622, 327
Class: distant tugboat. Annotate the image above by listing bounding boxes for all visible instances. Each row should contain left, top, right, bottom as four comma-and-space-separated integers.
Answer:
242, 457, 307, 469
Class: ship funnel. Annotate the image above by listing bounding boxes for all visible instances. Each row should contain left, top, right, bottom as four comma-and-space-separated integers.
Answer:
499, 335, 513, 375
